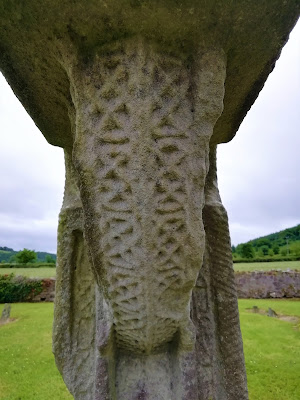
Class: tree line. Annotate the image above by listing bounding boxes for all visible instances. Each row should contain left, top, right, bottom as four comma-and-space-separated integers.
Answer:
232, 224, 300, 261
0, 248, 56, 264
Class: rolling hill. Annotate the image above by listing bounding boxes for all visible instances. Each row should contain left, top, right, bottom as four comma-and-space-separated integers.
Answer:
233, 224, 300, 260
0, 247, 56, 263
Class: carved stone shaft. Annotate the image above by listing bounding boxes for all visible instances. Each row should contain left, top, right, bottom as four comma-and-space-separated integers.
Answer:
52, 39, 248, 400
68, 39, 225, 350
0, 2, 298, 400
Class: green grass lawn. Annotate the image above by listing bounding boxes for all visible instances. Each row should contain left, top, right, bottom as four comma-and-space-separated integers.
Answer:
0, 267, 56, 278
239, 299, 300, 400
234, 260, 300, 272
0, 303, 72, 400
0, 300, 299, 400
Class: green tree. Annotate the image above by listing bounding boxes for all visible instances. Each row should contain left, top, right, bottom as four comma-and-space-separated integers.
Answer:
257, 248, 264, 257
260, 245, 269, 256
45, 254, 56, 264
272, 244, 280, 255
256, 238, 271, 248
280, 248, 287, 256
289, 241, 300, 256
240, 243, 254, 259
235, 244, 243, 256
9, 255, 16, 263
15, 248, 37, 264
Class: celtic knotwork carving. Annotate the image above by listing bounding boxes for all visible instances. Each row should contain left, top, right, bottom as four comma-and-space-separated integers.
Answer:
67, 40, 225, 356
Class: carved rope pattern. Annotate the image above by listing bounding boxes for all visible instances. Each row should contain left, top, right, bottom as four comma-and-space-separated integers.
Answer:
71, 41, 217, 354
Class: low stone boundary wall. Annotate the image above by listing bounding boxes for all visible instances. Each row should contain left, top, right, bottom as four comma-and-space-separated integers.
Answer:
235, 270, 300, 299
31, 278, 56, 302
5, 271, 300, 302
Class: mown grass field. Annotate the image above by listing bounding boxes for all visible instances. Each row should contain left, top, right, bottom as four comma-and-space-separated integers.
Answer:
239, 299, 300, 400
1, 261, 299, 280
0, 300, 299, 400
0, 303, 71, 400
0, 267, 56, 278
234, 260, 300, 272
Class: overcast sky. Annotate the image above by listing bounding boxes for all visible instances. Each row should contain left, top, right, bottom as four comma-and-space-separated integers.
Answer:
218, 19, 300, 245
0, 21, 299, 253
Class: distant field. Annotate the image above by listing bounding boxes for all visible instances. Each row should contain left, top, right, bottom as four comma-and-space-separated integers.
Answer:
0, 267, 56, 278
0, 300, 299, 400
234, 260, 300, 272
1, 262, 299, 278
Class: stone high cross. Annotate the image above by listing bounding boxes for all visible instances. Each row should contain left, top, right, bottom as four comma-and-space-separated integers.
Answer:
0, 2, 298, 399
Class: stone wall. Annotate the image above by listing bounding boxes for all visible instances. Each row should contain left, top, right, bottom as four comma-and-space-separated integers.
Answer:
235, 271, 300, 299
30, 278, 56, 302
27, 272, 300, 302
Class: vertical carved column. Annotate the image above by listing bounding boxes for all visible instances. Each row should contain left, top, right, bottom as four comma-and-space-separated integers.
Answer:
53, 150, 98, 398
0, 2, 297, 400
192, 148, 248, 399
53, 38, 247, 399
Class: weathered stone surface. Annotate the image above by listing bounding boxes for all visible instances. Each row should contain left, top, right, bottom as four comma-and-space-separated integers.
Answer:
67, 41, 225, 357
267, 308, 278, 318
52, 43, 242, 399
0, 2, 299, 400
235, 270, 300, 299
0, 303, 11, 322
0, 1, 299, 148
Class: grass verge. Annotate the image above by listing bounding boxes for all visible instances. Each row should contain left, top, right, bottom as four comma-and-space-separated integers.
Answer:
0, 300, 299, 399
234, 260, 300, 272
239, 299, 300, 400
0, 267, 56, 278
0, 303, 71, 400
1, 261, 299, 279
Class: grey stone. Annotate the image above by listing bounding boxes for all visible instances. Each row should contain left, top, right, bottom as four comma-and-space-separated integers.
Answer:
0, 2, 299, 399
235, 271, 300, 299
0, 304, 11, 322
267, 308, 278, 318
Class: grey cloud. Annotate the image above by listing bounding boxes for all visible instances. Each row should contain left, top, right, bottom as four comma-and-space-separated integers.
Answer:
0, 177, 63, 219
0, 73, 65, 253
218, 20, 300, 245
0, 218, 58, 253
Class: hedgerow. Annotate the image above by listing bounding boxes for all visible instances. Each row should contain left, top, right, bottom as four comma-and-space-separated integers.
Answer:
0, 274, 43, 303
0, 263, 56, 269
